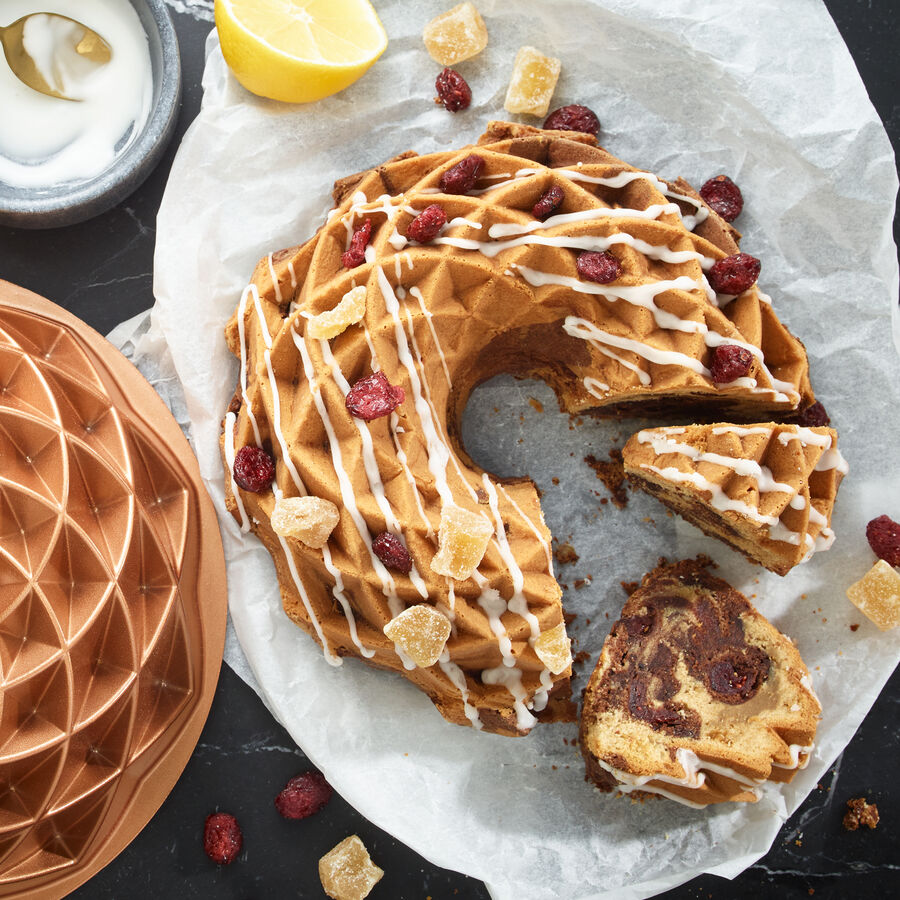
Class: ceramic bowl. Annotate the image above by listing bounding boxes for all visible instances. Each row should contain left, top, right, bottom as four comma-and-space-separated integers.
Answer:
0, 0, 181, 229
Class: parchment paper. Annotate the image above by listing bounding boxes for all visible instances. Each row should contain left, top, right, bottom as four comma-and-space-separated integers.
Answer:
127, 1, 900, 896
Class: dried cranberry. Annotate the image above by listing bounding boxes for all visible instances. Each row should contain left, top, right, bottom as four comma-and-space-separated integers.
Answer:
203, 812, 243, 865
233, 445, 275, 492
274, 772, 333, 820
866, 515, 900, 567
346, 372, 405, 421
532, 185, 564, 221
341, 219, 372, 269
710, 344, 754, 383
543, 104, 601, 137
372, 531, 413, 573
708, 252, 761, 295
700, 175, 744, 223
707, 651, 767, 703
439, 154, 484, 194
796, 401, 830, 427
406, 204, 447, 243
435, 68, 472, 112
576, 250, 621, 284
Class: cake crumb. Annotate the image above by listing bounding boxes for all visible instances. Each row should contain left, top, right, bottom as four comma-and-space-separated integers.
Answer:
554, 542, 579, 565
843, 797, 879, 830
528, 396, 544, 413
621, 580, 640, 595
584, 449, 628, 508
850, 623, 860, 631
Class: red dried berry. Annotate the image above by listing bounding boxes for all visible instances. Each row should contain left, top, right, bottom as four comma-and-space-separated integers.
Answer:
233, 445, 275, 493
346, 371, 405, 421
543, 104, 601, 136
708, 252, 761, 295
576, 250, 621, 284
439, 154, 484, 194
866, 515, 900, 567
341, 219, 372, 269
532, 185, 564, 221
435, 67, 472, 112
796, 401, 831, 427
406, 204, 447, 243
372, 531, 413, 573
274, 771, 334, 820
699, 175, 744, 223
710, 344, 754, 383
204, 812, 243, 865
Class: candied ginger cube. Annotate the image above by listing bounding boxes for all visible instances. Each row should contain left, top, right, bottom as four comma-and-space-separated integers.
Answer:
846, 560, 900, 631
423, 2, 488, 66
308, 286, 367, 340
504, 46, 561, 117
271, 496, 339, 549
430, 504, 494, 580
533, 622, 572, 674
384, 604, 452, 667
318, 835, 383, 900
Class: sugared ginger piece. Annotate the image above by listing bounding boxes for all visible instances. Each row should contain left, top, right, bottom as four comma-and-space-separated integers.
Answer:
271, 496, 340, 549
319, 835, 384, 900
423, 2, 488, 66
846, 560, 900, 631
504, 46, 561, 117
533, 622, 572, 674
383, 604, 452, 668
308, 286, 367, 340
430, 504, 493, 580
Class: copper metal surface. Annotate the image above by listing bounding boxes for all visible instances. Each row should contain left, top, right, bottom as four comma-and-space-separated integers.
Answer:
0, 282, 227, 897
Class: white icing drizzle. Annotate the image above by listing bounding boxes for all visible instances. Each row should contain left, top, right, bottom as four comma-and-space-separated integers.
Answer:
477, 585, 515, 667
800, 673, 822, 711
267, 252, 283, 303
594, 746, 762, 808
771, 743, 814, 770
223, 411, 250, 532
438, 650, 482, 729
482, 475, 540, 638
376, 266, 456, 506
481, 666, 538, 732
584, 376, 611, 398
636, 431, 796, 495
564, 315, 709, 378
270, 483, 341, 667
287, 260, 298, 290
641, 464, 781, 527
409, 285, 451, 388
237, 284, 263, 446
317, 338, 430, 601
498, 484, 554, 576
390, 412, 434, 536
292, 327, 406, 624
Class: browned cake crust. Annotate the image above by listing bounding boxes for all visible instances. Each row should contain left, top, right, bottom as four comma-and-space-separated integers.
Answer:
622, 423, 847, 575
221, 122, 814, 736
580, 558, 820, 806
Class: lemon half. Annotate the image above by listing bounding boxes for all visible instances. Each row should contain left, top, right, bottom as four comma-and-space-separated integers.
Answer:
215, 0, 388, 103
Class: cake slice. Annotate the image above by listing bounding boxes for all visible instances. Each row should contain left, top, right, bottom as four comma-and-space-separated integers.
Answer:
580, 558, 820, 807
622, 423, 847, 575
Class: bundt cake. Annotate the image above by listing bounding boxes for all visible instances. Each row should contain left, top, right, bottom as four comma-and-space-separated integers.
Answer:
580, 558, 820, 807
221, 121, 817, 735
623, 423, 847, 575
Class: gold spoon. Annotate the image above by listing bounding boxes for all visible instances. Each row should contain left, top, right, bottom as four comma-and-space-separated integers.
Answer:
0, 13, 112, 101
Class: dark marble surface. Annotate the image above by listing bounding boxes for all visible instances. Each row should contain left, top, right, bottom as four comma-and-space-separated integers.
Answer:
1, 2, 898, 897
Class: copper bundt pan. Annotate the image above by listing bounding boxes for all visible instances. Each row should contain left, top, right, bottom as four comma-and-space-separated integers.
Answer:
0, 282, 227, 897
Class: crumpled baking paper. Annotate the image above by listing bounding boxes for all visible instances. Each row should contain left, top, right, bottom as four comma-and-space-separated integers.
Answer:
113, 1, 900, 897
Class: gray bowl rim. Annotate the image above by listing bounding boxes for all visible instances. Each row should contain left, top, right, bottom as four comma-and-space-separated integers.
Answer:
0, 0, 182, 229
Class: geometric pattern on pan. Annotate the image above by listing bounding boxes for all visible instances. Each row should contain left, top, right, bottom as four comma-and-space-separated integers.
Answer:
0, 292, 224, 894
222, 122, 813, 736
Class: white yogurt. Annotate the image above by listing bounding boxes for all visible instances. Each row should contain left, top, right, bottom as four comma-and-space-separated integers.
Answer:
0, 0, 152, 188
